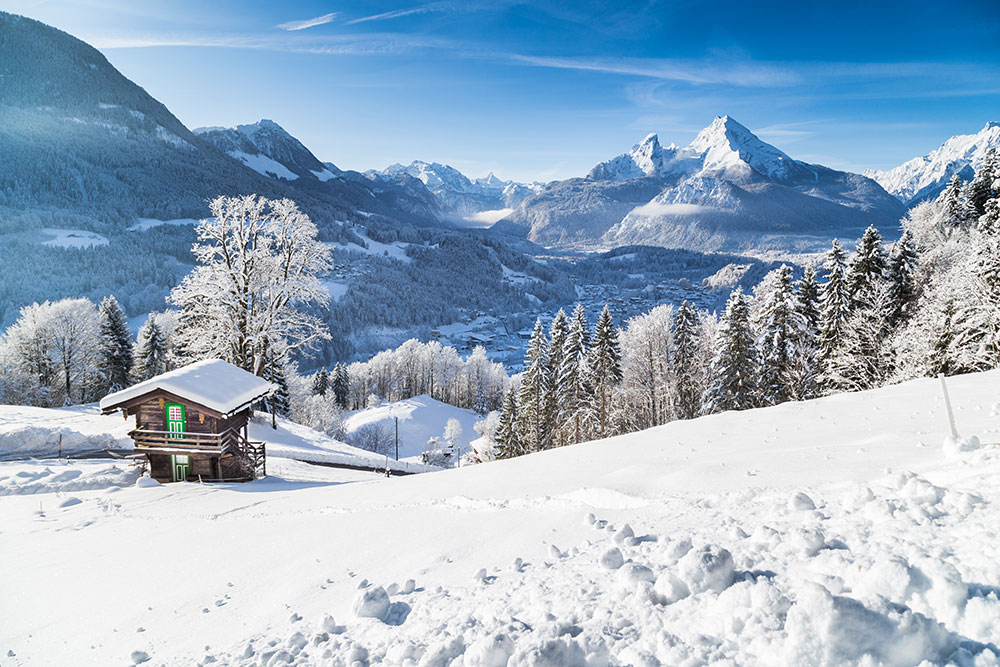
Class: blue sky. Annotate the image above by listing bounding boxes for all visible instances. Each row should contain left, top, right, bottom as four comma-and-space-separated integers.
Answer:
5, 0, 1000, 181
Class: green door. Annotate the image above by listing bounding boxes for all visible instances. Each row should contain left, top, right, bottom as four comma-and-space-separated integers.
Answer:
171, 454, 190, 482
165, 403, 186, 439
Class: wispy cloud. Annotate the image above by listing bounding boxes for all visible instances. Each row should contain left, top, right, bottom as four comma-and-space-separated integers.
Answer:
276, 12, 337, 32
507, 54, 801, 87
346, 6, 433, 25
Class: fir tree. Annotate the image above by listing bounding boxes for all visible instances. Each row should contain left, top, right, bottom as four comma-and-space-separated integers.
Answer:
311, 368, 329, 396
791, 266, 821, 400
818, 240, 850, 379
96, 295, 133, 393
557, 303, 591, 444
822, 282, 893, 392
670, 301, 701, 420
884, 230, 919, 327
940, 173, 973, 225
847, 226, 887, 309
702, 289, 757, 414
332, 363, 350, 408
133, 314, 168, 382
494, 389, 523, 459
753, 266, 797, 406
966, 148, 999, 218
517, 319, 550, 452
588, 305, 622, 439
546, 309, 570, 446
928, 299, 957, 377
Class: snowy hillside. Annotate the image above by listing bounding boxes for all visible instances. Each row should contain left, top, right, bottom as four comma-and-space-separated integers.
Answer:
343, 395, 483, 462
498, 116, 905, 253
3, 370, 1000, 664
866, 121, 1000, 205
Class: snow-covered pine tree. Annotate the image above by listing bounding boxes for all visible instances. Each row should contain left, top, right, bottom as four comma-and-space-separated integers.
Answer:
791, 266, 821, 400
95, 295, 133, 394
332, 363, 350, 408
494, 389, 523, 459
752, 266, 799, 406
702, 289, 757, 414
884, 230, 919, 327
966, 147, 999, 218
133, 313, 168, 382
846, 226, 888, 309
311, 368, 329, 396
928, 299, 957, 376
588, 305, 622, 439
517, 318, 550, 452
546, 309, 570, 446
822, 281, 894, 393
557, 303, 591, 445
818, 240, 850, 391
940, 173, 974, 226
670, 300, 701, 420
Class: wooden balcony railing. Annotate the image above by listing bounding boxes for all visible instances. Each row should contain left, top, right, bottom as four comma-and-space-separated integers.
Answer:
130, 428, 229, 452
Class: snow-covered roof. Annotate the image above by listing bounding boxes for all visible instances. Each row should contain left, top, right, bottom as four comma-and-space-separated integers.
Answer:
99, 359, 277, 417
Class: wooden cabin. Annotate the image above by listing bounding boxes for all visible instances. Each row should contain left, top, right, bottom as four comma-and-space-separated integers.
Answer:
100, 359, 276, 483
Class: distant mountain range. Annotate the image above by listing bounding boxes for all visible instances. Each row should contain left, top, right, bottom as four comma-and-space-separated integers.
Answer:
1, 9, 993, 258
372, 161, 543, 220
865, 121, 1000, 206
0, 11, 441, 231
494, 116, 907, 253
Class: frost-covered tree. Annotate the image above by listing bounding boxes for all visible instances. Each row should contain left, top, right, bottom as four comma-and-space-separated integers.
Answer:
0, 301, 61, 405
443, 418, 463, 453
940, 173, 974, 226
588, 305, 622, 439
618, 304, 672, 430
557, 303, 592, 444
169, 195, 333, 378
702, 289, 757, 414
791, 266, 821, 400
1, 299, 101, 405
884, 231, 919, 327
96, 295, 133, 394
545, 309, 570, 445
966, 148, 999, 218
133, 313, 169, 382
517, 318, 550, 452
818, 239, 850, 386
472, 411, 501, 463
494, 389, 523, 459
670, 301, 702, 421
752, 266, 800, 406
822, 282, 894, 393
847, 226, 887, 308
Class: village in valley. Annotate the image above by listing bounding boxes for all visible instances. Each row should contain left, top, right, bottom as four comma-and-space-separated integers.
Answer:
2, 3, 1000, 666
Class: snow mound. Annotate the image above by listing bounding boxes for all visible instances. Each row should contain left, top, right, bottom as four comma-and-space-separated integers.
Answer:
943, 434, 981, 456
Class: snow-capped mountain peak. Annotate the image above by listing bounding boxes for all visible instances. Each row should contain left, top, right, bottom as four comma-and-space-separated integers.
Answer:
865, 121, 1000, 205
195, 119, 338, 182
688, 115, 799, 181
375, 161, 542, 216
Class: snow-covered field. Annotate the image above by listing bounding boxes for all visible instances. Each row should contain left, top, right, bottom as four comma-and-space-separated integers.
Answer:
3, 371, 1000, 665
38, 227, 109, 248
343, 395, 483, 462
